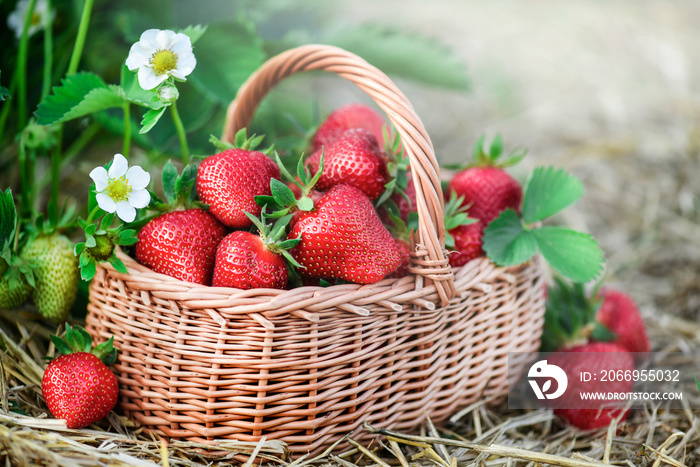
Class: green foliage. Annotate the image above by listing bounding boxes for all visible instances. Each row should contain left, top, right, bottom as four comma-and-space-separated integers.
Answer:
483, 166, 604, 283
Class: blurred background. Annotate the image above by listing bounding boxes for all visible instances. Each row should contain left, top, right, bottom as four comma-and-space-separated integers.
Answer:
1, 0, 698, 327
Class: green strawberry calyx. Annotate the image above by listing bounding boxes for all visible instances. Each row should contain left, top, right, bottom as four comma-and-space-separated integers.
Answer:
1, 189, 37, 295
541, 276, 617, 353
75, 213, 138, 281
444, 134, 527, 172
254, 151, 326, 218
244, 208, 303, 270
49, 323, 117, 365
374, 129, 411, 212
443, 191, 479, 250
210, 128, 274, 155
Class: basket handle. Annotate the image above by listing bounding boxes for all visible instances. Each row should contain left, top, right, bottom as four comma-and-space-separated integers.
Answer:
222, 44, 455, 305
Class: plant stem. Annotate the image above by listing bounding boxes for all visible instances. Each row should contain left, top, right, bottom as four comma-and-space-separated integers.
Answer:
0, 70, 17, 143
170, 101, 189, 166
16, 0, 38, 130
122, 102, 131, 158
86, 205, 101, 225
42, 0, 54, 98
67, 0, 94, 75
37, 123, 100, 194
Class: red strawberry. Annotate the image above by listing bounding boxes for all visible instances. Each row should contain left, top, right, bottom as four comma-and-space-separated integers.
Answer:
548, 342, 633, 430
136, 209, 226, 285
306, 129, 389, 201
197, 148, 281, 228
448, 166, 522, 225
311, 103, 388, 153
386, 238, 412, 279
42, 324, 119, 429
447, 135, 524, 225
213, 231, 288, 290
289, 184, 401, 284
596, 288, 650, 356
448, 221, 484, 267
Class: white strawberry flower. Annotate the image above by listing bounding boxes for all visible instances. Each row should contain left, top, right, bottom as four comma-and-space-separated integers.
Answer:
125, 29, 196, 91
7, 0, 54, 39
89, 154, 151, 223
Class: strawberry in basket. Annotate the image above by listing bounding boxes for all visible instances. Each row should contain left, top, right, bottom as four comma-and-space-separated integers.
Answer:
196, 131, 281, 229
443, 191, 484, 267
136, 162, 226, 285
212, 210, 301, 290
311, 103, 388, 153
305, 128, 389, 201
447, 134, 525, 225
259, 153, 401, 284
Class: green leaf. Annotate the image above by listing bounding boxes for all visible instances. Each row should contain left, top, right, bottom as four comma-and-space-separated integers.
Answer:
50, 335, 72, 356
187, 21, 266, 105
297, 197, 314, 212
270, 179, 296, 207
0, 189, 17, 253
590, 322, 617, 342
80, 261, 97, 281
139, 106, 167, 134
108, 255, 129, 274
328, 25, 469, 90
120, 64, 164, 110
531, 226, 604, 283
35, 73, 125, 125
162, 161, 178, 205
179, 24, 208, 44
522, 166, 585, 224
482, 209, 538, 266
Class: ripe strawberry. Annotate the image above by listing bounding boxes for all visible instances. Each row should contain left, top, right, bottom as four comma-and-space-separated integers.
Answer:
386, 238, 412, 279
548, 342, 633, 430
596, 288, 650, 356
444, 192, 484, 267
289, 184, 401, 284
136, 209, 226, 285
447, 135, 524, 225
197, 148, 281, 229
42, 324, 119, 429
311, 103, 388, 153
21, 233, 79, 321
213, 212, 301, 290
306, 129, 389, 201
448, 221, 484, 267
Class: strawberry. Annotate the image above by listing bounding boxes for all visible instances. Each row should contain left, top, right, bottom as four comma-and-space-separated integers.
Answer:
386, 238, 412, 279
447, 134, 525, 225
21, 233, 79, 321
136, 208, 226, 285
541, 279, 650, 363
0, 259, 32, 310
311, 103, 388, 153
306, 129, 389, 201
213, 212, 301, 290
197, 132, 280, 229
595, 288, 650, 356
42, 324, 119, 429
548, 342, 634, 430
289, 184, 401, 284
443, 192, 484, 267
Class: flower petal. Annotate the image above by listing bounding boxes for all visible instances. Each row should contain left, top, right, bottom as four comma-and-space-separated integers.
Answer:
96, 193, 117, 213
155, 29, 177, 50
89, 166, 109, 191
126, 43, 151, 70
125, 165, 151, 190
138, 66, 167, 90
115, 202, 136, 223
108, 153, 128, 178
139, 29, 162, 45
128, 189, 151, 209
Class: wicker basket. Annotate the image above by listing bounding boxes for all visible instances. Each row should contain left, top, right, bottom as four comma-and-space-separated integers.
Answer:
85, 44, 546, 456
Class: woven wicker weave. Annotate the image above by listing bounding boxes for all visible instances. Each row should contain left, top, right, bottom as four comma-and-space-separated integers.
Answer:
85, 44, 546, 456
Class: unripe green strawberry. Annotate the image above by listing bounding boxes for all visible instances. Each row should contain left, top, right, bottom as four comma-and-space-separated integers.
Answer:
0, 261, 31, 310
22, 234, 79, 321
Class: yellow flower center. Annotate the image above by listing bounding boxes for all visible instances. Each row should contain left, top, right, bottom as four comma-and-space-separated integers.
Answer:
150, 49, 178, 76
106, 176, 132, 202
31, 12, 41, 27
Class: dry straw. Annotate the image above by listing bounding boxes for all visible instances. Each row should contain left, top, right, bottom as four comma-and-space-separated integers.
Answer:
84, 44, 546, 456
